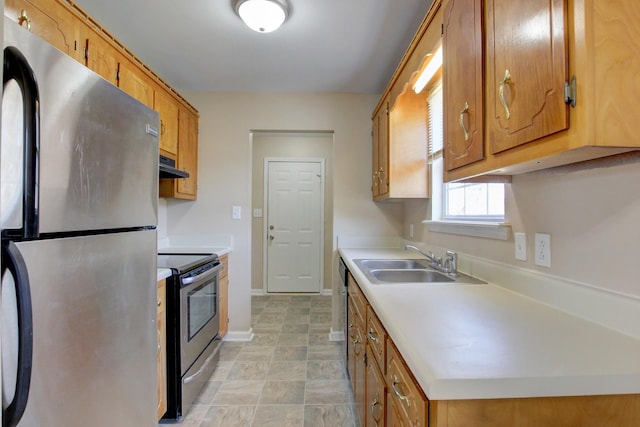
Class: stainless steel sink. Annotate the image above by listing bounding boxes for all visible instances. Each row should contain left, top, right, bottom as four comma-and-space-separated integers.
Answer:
353, 258, 486, 285
355, 259, 430, 270
369, 269, 454, 283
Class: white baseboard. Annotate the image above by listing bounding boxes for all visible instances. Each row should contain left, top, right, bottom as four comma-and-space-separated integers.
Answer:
222, 328, 255, 342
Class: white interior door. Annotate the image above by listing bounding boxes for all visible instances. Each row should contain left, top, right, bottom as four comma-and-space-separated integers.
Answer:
266, 160, 323, 293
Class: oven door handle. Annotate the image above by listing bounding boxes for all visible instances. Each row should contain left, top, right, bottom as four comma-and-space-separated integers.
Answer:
181, 263, 222, 286
182, 341, 220, 385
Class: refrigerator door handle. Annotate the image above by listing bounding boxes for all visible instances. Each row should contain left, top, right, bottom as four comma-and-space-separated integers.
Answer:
3, 46, 40, 240
1, 241, 33, 427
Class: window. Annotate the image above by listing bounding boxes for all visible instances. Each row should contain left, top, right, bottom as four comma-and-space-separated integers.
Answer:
426, 76, 506, 228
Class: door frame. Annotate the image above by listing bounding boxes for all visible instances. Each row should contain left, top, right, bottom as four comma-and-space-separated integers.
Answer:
262, 157, 325, 294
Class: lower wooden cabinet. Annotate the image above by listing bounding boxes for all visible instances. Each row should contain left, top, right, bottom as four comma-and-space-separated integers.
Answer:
218, 254, 229, 337
347, 271, 640, 427
366, 345, 387, 427
156, 279, 167, 420
387, 341, 428, 426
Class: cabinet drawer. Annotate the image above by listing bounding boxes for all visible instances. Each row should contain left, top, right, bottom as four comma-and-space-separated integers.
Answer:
387, 341, 428, 426
366, 305, 386, 374
347, 273, 366, 323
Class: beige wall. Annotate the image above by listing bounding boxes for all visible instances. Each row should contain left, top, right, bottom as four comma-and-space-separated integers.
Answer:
251, 132, 334, 293
164, 92, 404, 335
405, 154, 640, 298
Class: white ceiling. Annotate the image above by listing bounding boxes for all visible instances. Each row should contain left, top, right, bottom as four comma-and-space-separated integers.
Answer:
72, 0, 433, 94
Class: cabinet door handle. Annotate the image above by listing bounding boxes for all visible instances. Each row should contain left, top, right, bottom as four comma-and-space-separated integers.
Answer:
18, 10, 31, 31
367, 330, 379, 343
353, 337, 362, 355
370, 395, 382, 424
499, 69, 512, 120
459, 101, 470, 141
392, 375, 411, 406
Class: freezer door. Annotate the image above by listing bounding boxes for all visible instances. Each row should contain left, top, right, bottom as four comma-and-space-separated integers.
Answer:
1, 230, 157, 427
2, 19, 158, 233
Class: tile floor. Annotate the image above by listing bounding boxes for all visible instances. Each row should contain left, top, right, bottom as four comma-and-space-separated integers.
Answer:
177, 294, 357, 427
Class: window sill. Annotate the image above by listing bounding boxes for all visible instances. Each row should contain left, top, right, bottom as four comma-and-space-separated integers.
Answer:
422, 220, 511, 240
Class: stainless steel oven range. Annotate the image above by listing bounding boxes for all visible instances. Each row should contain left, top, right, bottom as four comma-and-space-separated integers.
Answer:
158, 253, 222, 422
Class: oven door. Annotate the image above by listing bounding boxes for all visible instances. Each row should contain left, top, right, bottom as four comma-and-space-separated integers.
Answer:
179, 263, 221, 374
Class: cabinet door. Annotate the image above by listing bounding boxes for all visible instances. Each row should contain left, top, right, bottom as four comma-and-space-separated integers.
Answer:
157, 279, 167, 420
176, 108, 198, 198
485, 0, 569, 154
347, 304, 358, 393
372, 112, 380, 198
5, 0, 83, 62
154, 90, 179, 158
366, 346, 386, 427
372, 100, 390, 200
387, 342, 428, 426
84, 29, 121, 85
218, 255, 229, 337
354, 321, 366, 426
443, 0, 484, 171
118, 58, 155, 108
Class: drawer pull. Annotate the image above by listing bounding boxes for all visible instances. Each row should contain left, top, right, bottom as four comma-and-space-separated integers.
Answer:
18, 10, 31, 31
392, 375, 411, 406
499, 69, 512, 120
367, 329, 379, 343
459, 101, 470, 141
370, 395, 383, 424
353, 337, 363, 355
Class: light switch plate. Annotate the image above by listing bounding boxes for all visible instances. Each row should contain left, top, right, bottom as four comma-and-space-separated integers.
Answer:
514, 232, 527, 261
232, 205, 241, 220
534, 233, 551, 268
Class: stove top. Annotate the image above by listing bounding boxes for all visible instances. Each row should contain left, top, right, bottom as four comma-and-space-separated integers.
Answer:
157, 253, 218, 273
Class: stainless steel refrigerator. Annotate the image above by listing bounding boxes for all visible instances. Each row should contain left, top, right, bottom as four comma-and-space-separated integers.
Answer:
1, 18, 159, 427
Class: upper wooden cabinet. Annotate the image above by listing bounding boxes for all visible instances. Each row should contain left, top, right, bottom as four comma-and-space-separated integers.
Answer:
485, 0, 569, 154
443, 0, 484, 171
443, 0, 640, 181
154, 89, 179, 159
371, 98, 389, 199
5, 0, 83, 62
159, 106, 198, 200
4, 0, 200, 199
83, 27, 122, 85
371, 2, 443, 201
118, 58, 155, 109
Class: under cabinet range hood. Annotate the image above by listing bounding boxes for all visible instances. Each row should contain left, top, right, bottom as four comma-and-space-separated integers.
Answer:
159, 155, 189, 179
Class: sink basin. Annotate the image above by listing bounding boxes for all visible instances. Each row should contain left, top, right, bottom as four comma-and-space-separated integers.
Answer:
355, 259, 430, 270
369, 269, 454, 283
352, 258, 487, 285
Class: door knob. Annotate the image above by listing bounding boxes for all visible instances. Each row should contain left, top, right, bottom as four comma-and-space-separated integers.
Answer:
269, 235, 274, 240
269, 225, 274, 230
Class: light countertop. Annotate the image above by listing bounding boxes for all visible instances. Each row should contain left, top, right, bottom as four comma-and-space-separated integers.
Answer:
157, 268, 172, 281
339, 248, 640, 400
156, 245, 231, 281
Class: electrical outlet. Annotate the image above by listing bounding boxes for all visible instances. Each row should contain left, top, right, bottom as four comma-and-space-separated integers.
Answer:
534, 233, 551, 268
514, 232, 527, 261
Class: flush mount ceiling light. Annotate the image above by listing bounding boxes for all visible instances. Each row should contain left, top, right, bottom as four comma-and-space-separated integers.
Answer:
234, 0, 290, 33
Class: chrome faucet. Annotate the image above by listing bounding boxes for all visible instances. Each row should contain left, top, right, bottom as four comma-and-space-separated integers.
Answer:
405, 245, 458, 276
405, 245, 440, 268
444, 250, 458, 276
